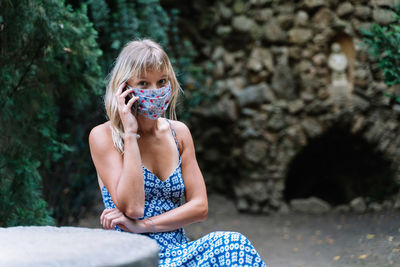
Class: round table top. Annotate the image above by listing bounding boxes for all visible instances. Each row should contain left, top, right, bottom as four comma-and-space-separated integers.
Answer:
0, 226, 159, 267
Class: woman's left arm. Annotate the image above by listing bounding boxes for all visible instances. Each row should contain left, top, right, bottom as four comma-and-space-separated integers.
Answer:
101, 120, 208, 233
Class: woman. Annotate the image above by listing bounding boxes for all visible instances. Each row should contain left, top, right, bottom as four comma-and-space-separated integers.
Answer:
89, 39, 267, 267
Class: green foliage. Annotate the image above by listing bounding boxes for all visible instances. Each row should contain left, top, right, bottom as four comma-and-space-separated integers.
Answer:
0, 0, 102, 226
0, 0, 208, 226
361, 5, 400, 103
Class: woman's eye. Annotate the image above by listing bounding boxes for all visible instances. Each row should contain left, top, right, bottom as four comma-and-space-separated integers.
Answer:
158, 79, 167, 85
138, 81, 147, 87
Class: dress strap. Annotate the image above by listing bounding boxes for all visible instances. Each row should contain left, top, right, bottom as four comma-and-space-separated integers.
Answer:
165, 119, 181, 157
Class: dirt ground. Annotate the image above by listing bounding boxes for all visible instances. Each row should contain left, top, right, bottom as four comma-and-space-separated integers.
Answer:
77, 193, 400, 267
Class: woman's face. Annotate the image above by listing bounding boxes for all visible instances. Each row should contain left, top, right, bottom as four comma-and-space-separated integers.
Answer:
127, 70, 169, 90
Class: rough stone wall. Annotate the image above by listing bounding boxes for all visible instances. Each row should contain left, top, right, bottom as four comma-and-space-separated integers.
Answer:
178, 0, 400, 213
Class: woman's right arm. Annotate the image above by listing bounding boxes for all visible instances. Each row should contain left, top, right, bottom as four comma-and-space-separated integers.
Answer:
89, 83, 144, 218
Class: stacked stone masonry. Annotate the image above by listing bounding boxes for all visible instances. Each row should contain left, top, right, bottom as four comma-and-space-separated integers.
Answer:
181, 0, 400, 213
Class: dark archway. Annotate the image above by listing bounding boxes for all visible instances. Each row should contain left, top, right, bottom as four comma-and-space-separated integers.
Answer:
284, 126, 399, 206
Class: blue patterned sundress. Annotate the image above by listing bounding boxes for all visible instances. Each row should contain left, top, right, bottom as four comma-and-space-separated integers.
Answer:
101, 119, 267, 267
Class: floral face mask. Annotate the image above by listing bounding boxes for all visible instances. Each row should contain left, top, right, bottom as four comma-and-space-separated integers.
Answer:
127, 83, 172, 120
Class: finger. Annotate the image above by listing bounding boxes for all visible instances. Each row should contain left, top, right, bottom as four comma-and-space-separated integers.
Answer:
116, 82, 127, 96
100, 208, 115, 221
111, 217, 123, 229
120, 87, 135, 99
126, 96, 139, 109
101, 208, 117, 226
103, 210, 118, 229
105, 210, 122, 229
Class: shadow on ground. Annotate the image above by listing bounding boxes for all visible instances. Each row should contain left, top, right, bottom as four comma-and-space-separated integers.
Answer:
77, 193, 400, 267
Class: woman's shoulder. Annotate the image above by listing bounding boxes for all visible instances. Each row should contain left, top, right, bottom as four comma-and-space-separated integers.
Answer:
89, 121, 113, 150
90, 121, 111, 137
167, 119, 194, 150
167, 119, 191, 135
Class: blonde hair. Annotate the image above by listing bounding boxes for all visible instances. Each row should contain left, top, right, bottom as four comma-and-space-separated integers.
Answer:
104, 39, 181, 154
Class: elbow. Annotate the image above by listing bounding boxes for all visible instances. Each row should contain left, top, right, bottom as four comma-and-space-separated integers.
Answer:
124, 207, 144, 219
117, 198, 144, 219
199, 202, 208, 222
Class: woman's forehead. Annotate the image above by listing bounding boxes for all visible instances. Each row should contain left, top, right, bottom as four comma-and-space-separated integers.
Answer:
129, 70, 168, 81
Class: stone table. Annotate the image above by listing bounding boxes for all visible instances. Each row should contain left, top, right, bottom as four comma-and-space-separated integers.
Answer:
0, 226, 159, 267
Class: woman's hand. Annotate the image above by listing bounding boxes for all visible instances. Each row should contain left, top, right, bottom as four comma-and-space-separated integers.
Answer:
116, 82, 140, 134
100, 208, 149, 233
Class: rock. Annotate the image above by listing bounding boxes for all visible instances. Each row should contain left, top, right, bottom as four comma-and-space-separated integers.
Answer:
352, 95, 371, 112
290, 197, 331, 214
301, 118, 323, 138
223, 52, 235, 67
355, 6, 371, 19
236, 197, 249, 211
304, 0, 326, 9
317, 88, 329, 100
218, 2, 232, 19
382, 200, 393, 209
276, 4, 295, 14
372, 8, 396, 25
212, 46, 225, 60
247, 47, 274, 72
271, 63, 297, 100
244, 139, 268, 163
289, 46, 302, 60
337, 2, 354, 17
252, 8, 273, 22
213, 60, 224, 78
294, 11, 309, 27
393, 104, 400, 114
289, 28, 313, 44
277, 14, 294, 30
394, 196, 400, 209
350, 197, 367, 213
232, 15, 255, 32
312, 53, 327, 66
226, 76, 247, 95
262, 205, 273, 214
250, 24, 265, 40
250, 0, 273, 6
236, 83, 275, 107
250, 202, 261, 213
278, 202, 291, 214
312, 8, 334, 29
305, 99, 331, 115
263, 19, 286, 42
301, 92, 315, 103
216, 97, 238, 121
351, 115, 367, 134
240, 126, 259, 138
354, 68, 370, 88
233, 0, 249, 14
0, 226, 159, 267
250, 181, 270, 202
216, 25, 232, 36
288, 99, 305, 114
267, 111, 287, 132
369, 202, 383, 212
371, 0, 396, 8
334, 205, 350, 213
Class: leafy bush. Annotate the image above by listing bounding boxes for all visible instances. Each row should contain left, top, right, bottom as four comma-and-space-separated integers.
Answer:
0, 0, 102, 226
362, 5, 400, 103
0, 0, 208, 226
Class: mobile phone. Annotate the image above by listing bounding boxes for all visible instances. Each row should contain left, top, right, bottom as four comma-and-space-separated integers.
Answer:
125, 85, 138, 117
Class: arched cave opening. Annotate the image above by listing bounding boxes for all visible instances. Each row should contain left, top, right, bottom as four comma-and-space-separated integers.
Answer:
284, 126, 399, 206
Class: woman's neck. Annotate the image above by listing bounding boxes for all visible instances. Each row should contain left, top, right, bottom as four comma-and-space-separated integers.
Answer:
136, 116, 160, 136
